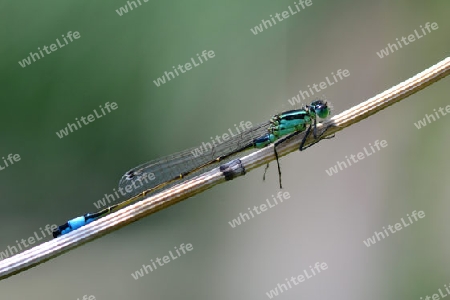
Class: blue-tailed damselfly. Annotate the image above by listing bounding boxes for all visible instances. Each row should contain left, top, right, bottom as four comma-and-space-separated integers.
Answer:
53, 100, 333, 237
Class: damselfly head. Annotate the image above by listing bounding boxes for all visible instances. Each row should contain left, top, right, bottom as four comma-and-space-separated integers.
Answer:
310, 99, 331, 119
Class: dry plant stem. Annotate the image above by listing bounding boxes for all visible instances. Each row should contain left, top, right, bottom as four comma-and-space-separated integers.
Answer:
0, 56, 449, 281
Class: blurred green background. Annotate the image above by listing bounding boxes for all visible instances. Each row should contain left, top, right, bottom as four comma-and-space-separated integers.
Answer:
1, 0, 449, 299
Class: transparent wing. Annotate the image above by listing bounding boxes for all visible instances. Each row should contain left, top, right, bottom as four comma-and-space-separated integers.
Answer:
118, 120, 271, 198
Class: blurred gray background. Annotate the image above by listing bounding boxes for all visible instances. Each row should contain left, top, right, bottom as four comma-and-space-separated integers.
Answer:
0, 0, 449, 299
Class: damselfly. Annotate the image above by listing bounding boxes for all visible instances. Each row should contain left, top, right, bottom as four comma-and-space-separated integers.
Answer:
53, 100, 333, 237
